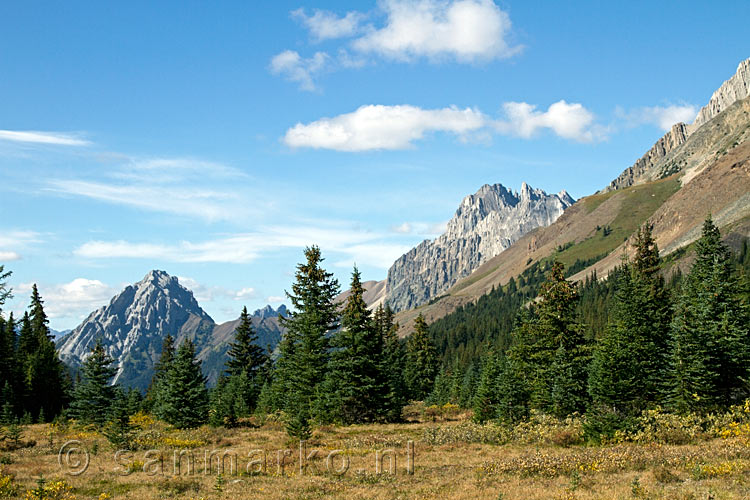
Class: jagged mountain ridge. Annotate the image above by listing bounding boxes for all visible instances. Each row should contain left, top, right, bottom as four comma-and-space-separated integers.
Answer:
57, 270, 286, 389
392, 57, 750, 335
385, 183, 574, 312
606, 58, 750, 191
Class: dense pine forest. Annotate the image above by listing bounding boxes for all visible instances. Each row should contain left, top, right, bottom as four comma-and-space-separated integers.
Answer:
0, 217, 748, 447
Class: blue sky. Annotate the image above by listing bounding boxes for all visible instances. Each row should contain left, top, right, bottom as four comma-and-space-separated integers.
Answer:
1, 0, 748, 329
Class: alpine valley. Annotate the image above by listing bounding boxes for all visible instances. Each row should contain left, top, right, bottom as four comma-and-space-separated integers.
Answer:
56, 58, 750, 389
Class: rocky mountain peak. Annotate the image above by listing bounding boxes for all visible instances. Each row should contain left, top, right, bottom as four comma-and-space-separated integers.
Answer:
606, 57, 750, 192
690, 58, 750, 132
57, 270, 214, 388
255, 304, 288, 320
385, 182, 574, 312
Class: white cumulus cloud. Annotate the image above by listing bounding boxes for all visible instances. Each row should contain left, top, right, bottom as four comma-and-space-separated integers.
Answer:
292, 8, 364, 41
0, 130, 90, 146
353, 0, 521, 62
284, 104, 487, 151
269, 50, 330, 91
283, 100, 602, 151
271, 1, 521, 91
496, 100, 601, 142
19, 279, 118, 322
617, 104, 697, 131
234, 287, 257, 300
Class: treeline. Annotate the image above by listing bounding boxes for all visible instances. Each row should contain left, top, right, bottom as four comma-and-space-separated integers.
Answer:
0, 282, 70, 423
428, 217, 750, 438
0, 247, 439, 441
0, 216, 746, 442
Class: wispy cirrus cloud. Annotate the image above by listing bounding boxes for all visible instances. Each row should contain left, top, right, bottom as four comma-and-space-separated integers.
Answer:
74, 224, 412, 270
283, 100, 604, 151
390, 221, 447, 235
176, 276, 257, 303
0, 130, 91, 146
0, 230, 44, 262
47, 156, 256, 223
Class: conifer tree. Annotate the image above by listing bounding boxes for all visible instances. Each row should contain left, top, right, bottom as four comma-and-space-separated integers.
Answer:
21, 286, 68, 420
0, 315, 17, 416
472, 348, 502, 423
318, 267, 387, 423
374, 304, 407, 421
275, 246, 339, 437
70, 340, 117, 425
160, 340, 209, 428
1, 382, 15, 425
228, 307, 268, 410
668, 217, 750, 412
17, 312, 37, 360
103, 388, 136, 449
495, 354, 530, 423
146, 334, 175, 415
226, 306, 267, 380
404, 314, 437, 400
0, 265, 11, 311
588, 229, 670, 416
209, 373, 251, 427
509, 262, 587, 414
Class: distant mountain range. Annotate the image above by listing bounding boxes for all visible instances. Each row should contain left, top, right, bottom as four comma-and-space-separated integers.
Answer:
392, 57, 750, 334
57, 57, 750, 389
57, 270, 286, 390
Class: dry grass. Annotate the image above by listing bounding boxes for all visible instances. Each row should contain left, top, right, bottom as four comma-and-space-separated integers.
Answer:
0, 413, 747, 500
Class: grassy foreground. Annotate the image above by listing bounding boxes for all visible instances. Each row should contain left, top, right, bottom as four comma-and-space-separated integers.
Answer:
0, 409, 748, 500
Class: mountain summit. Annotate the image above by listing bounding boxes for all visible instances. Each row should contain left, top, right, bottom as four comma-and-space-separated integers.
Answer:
385, 183, 574, 311
57, 270, 286, 389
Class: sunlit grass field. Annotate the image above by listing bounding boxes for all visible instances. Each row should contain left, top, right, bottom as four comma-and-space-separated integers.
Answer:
1, 404, 748, 500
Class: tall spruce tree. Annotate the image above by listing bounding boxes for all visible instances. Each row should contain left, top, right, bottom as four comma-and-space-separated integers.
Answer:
506, 262, 588, 414
211, 306, 269, 423
0, 265, 11, 311
589, 224, 671, 415
275, 246, 339, 438
226, 307, 267, 379
146, 334, 175, 415
668, 217, 750, 412
70, 340, 117, 425
0, 315, 17, 417
374, 304, 407, 421
160, 340, 209, 428
21, 286, 68, 420
318, 267, 386, 424
404, 314, 437, 400
472, 348, 503, 423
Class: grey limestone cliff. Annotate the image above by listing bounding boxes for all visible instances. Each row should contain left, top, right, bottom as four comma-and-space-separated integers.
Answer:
384, 183, 574, 312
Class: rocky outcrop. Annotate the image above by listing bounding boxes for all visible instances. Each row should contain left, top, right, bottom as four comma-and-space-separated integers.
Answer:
606, 123, 689, 190
385, 183, 574, 312
690, 58, 750, 132
57, 270, 286, 389
606, 58, 750, 192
